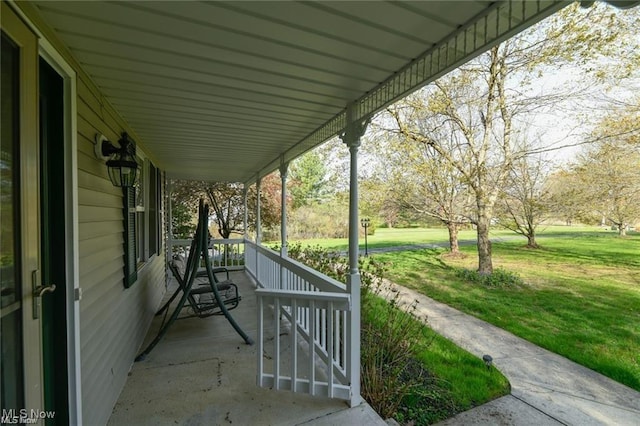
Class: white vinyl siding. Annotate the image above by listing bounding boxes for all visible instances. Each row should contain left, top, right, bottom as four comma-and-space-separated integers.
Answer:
76, 67, 166, 425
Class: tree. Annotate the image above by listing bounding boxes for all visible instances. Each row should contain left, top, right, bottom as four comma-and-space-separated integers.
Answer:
288, 198, 350, 240
496, 155, 551, 248
571, 108, 640, 235
546, 169, 591, 226
360, 131, 419, 229
204, 182, 247, 239
289, 151, 328, 208
170, 201, 196, 239
368, 128, 472, 254
380, 3, 639, 274
257, 173, 285, 238
171, 177, 281, 239
360, 177, 417, 229
385, 44, 524, 274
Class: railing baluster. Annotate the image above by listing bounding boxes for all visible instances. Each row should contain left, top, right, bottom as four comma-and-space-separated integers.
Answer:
309, 299, 316, 396
257, 293, 264, 386
336, 311, 340, 371
342, 310, 347, 370
291, 298, 298, 393
327, 301, 334, 398
274, 297, 281, 390
319, 308, 324, 349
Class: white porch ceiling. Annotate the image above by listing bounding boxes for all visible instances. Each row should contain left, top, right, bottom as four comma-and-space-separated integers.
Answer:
33, 1, 567, 183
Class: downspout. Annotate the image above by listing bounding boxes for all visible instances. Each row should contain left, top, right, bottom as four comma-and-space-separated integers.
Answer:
339, 102, 370, 407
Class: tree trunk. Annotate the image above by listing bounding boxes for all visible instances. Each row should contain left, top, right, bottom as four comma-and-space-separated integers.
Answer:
476, 214, 493, 275
527, 234, 539, 248
218, 227, 231, 239
619, 226, 626, 237
447, 222, 460, 254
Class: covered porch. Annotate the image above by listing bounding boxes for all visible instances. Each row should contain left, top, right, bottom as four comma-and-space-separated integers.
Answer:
8, 1, 630, 424
109, 268, 384, 425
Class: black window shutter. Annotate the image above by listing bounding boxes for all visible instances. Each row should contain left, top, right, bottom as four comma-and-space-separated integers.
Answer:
123, 186, 137, 288
156, 170, 162, 256
148, 164, 159, 256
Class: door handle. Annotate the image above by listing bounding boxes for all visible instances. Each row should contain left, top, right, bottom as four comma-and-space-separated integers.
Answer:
36, 284, 56, 297
33, 284, 56, 319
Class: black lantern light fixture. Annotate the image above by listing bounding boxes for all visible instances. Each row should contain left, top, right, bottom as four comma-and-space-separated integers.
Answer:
95, 133, 138, 188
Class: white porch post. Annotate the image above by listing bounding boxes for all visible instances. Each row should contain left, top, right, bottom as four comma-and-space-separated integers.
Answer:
256, 177, 262, 245
279, 161, 289, 257
255, 177, 262, 281
243, 184, 248, 239
166, 177, 173, 282
340, 103, 370, 407
280, 161, 289, 290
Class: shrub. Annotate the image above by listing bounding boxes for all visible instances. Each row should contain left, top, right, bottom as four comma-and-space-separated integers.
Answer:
361, 294, 429, 419
455, 267, 524, 287
394, 360, 459, 425
287, 244, 431, 420
288, 204, 349, 239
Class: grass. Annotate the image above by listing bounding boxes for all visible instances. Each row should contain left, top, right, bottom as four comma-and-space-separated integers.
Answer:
283, 224, 601, 251
373, 227, 640, 391
285, 225, 639, 422
363, 296, 509, 424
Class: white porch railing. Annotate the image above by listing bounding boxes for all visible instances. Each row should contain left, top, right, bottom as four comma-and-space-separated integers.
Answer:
245, 240, 354, 401
170, 238, 245, 271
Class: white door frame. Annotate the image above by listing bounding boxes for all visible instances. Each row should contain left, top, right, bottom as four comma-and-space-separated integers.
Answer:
38, 42, 82, 426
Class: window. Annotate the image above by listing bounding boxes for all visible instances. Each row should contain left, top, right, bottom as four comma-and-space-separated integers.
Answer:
134, 158, 145, 264
122, 152, 162, 288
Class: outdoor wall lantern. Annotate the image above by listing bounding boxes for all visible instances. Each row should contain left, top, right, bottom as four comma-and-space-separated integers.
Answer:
94, 133, 138, 188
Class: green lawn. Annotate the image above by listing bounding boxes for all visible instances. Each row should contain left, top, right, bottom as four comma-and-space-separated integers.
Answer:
372, 227, 640, 391
285, 225, 600, 251
363, 296, 509, 424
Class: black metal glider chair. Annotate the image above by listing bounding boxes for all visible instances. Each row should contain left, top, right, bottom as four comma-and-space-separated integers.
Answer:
136, 199, 253, 361
155, 254, 241, 319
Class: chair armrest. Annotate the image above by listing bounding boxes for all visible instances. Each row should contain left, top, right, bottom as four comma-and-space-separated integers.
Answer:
196, 267, 230, 282
212, 267, 230, 281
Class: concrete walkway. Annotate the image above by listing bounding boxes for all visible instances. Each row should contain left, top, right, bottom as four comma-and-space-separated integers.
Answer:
382, 282, 640, 426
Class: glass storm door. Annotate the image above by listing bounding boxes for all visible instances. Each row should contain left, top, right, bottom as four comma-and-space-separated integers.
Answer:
1, 2, 47, 419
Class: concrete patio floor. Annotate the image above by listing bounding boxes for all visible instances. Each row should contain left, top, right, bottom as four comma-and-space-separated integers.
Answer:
108, 271, 385, 426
